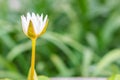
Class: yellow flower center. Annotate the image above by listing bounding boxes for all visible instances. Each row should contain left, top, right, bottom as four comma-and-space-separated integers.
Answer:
27, 20, 37, 39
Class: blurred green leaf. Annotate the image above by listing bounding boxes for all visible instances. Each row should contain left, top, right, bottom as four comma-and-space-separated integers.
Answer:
42, 33, 79, 66
93, 49, 120, 76
6, 41, 31, 61
38, 75, 50, 80
0, 71, 25, 80
0, 55, 18, 72
51, 54, 73, 76
108, 74, 120, 80
100, 12, 120, 48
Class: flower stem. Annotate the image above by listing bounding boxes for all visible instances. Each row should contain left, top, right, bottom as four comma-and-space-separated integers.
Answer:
31, 38, 36, 78
28, 38, 38, 80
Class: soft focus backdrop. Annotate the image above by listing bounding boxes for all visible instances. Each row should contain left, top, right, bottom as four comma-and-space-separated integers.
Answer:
0, 0, 120, 79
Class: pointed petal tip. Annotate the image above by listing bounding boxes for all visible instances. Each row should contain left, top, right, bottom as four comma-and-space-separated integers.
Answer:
45, 15, 48, 18
44, 15, 48, 20
27, 12, 31, 14
41, 13, 43, 17
32, 12, 36, 16
27, 12, 31, 16
21, 16, 23, 19
21, 15, 26, 21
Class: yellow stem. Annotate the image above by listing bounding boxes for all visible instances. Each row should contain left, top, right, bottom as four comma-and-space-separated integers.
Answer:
27, 38, 38, 80
31, 38, 36, 79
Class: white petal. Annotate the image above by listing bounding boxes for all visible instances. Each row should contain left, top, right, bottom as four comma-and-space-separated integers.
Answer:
39, 15, 48, 34
21, 15, 28, 33
36, 14, 40, 19
40, 13, 43, 21
31, 12, 38, 34
37, 13, 43, 34
40, 13, 44, 28
27, 12, 31, 21
43, 15, 48, 26
26, 12, 31, 27
42, 15, 48, 28
37, 14, 43, 34
37, 13, 44, 33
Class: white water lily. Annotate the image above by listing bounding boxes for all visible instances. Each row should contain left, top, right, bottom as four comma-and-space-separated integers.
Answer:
21, 12, 48, 38
21, 12, 48, 80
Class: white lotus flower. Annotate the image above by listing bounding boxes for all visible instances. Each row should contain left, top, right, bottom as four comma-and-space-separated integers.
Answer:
21, 12, 48, 39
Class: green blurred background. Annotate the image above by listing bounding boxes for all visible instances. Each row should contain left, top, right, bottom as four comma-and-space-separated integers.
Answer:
0, 0, 120, 79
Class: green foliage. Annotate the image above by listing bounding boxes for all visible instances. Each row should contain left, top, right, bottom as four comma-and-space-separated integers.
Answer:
0, 0, 120, 79
38, 76, 50, 80
108, 74, 120, 80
